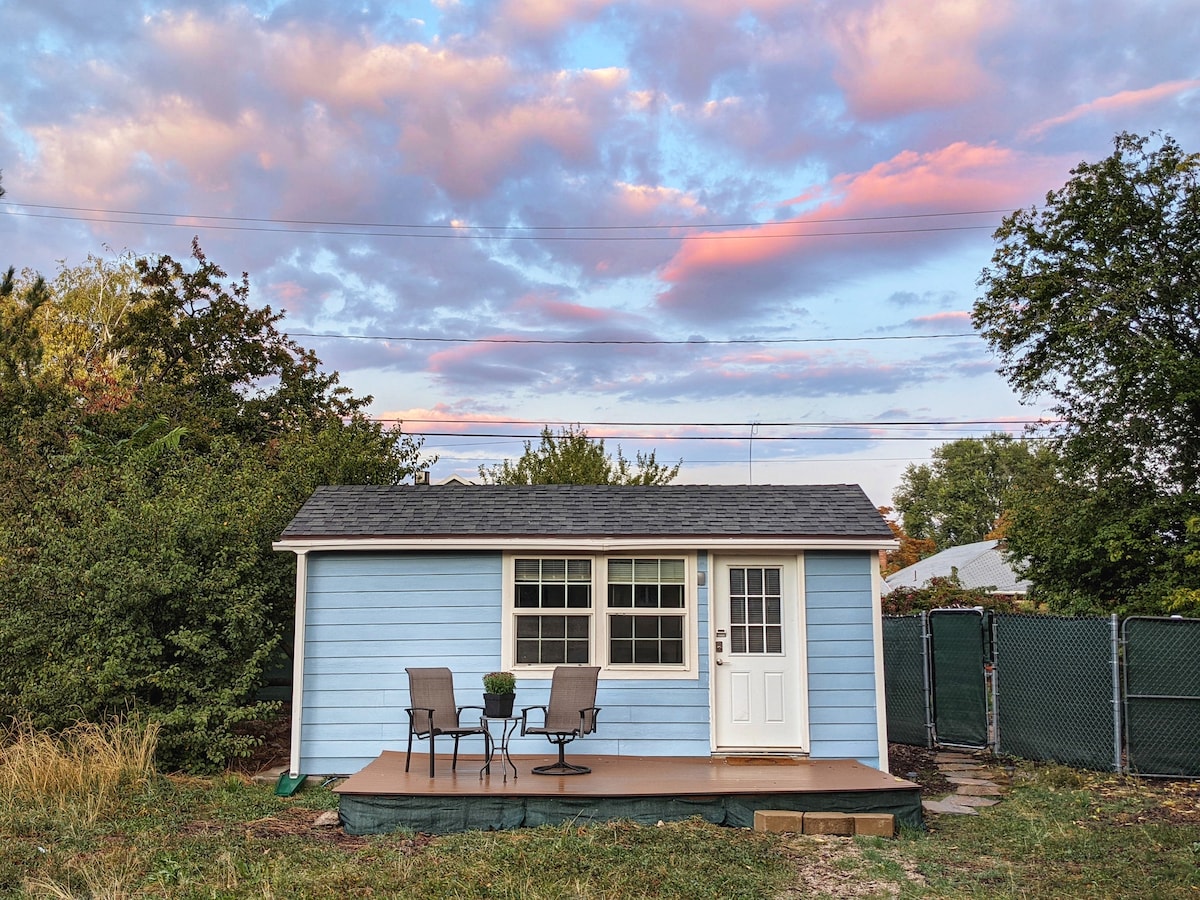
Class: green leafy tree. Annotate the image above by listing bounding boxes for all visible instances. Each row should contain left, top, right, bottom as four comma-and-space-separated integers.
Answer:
890, 434, 1056, 550
0, 244, 431, 770
479, 424, 681, 485
974, 131, 1200, 612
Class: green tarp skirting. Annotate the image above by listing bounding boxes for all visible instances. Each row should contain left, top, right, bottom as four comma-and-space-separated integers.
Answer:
338, 789, 923, 835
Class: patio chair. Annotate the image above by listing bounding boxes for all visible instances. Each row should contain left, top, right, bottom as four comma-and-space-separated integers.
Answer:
521, 666, 602, 775
405, 667, 489, 777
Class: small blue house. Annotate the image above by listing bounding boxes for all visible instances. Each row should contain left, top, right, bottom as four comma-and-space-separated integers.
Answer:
274, 483, 897, 778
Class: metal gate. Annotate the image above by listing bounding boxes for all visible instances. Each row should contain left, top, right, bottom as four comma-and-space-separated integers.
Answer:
929, 608, 989, 748
1123, 616, 1200, 777
882, 613, 931, 747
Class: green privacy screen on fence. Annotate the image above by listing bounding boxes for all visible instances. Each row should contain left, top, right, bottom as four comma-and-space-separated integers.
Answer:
1124, 617, 1200, 777
994, 614, 1118, 771
883, 615, 929, 747
929, 609, 989, 748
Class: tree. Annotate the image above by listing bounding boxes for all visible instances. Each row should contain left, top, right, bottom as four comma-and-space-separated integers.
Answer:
974, 131, 1200, 612
890, 434, 1055, 550
112, 238, 366, 443
877, 506, 936, 576
479, 425, 681, 485
0, 243, 432, 770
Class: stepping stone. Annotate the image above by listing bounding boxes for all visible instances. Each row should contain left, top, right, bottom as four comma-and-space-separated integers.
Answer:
956, 782, 1003, 796
947, 775, 998, 785
939, 763, 985, 772
935, 752, 974, 762
950, 795, 1000, 807
922, 798, 978, 815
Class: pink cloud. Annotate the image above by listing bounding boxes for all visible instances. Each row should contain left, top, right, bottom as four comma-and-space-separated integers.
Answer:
907, 311, 973, 329
827, 0, 1014, 119
1024, 79, 1200, 138
657, 141, 1056, 315
511, 292, 614, 325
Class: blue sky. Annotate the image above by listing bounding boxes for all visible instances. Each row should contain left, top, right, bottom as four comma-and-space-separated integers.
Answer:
2, 0, 1198, 504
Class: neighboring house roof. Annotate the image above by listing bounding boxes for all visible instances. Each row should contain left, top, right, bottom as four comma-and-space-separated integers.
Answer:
885, 539, 1030, 594
278, 483, 894, 543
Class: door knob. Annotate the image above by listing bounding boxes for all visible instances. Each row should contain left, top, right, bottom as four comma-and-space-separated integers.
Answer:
715, 658, 724, 665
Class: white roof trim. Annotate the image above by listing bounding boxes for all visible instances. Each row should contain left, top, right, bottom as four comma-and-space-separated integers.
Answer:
274, 536, 898, 554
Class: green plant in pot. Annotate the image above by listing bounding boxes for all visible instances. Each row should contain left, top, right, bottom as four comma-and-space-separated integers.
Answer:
482, 671, 517, 717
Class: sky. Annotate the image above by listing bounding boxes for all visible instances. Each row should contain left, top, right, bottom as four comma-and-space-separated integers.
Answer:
2, 1, 1199, 506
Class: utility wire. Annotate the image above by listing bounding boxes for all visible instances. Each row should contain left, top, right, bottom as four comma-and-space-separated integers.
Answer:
393, 418, 1051, 427
289, 330, 977, 345
4, 208, 997, 240
399, 430, 1048, 442
3, 200, 1010, 231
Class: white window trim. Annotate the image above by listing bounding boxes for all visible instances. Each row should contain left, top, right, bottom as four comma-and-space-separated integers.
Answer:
501, 552, 699, 680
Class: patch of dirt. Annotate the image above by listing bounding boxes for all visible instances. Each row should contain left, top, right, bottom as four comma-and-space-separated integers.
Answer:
773, 834, 926, 899
1076, 773, 1200, 827
887, 744, 952, 797
229, 706, 292, 776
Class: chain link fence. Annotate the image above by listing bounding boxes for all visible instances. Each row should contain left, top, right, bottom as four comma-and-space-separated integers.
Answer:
993, 614, 1119, 771
1124, 617, 1200, 777
882, 615, 930, 747
884, 613, 1200, 777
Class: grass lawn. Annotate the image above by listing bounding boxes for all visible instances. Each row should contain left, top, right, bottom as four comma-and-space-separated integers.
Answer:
2, 724, 1198, 898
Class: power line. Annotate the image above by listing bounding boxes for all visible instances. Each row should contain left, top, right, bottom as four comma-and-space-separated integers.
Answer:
392, 417, 1051, 427
4, 208, 998, 241
3, 200, 1010, 231
401, 430, 1048, 442
290, 330, 978, 346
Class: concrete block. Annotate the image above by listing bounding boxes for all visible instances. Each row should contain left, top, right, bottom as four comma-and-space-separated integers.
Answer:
802, 812, 855, 836
852, 813, 896, 837
753, 809, 804, 833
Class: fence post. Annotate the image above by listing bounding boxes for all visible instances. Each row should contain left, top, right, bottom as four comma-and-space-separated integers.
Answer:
991, 614, 1001, 752
1110, 614, 1122, 773
921, 610, 934, 748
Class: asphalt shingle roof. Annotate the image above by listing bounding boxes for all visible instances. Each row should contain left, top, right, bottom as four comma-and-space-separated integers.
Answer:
279, 483, 893, 540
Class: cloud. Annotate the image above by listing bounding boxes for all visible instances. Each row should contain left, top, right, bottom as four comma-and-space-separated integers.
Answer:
827, 0, 1015, 119
654, 141, 1059, 323
1024, 79, 1200, 139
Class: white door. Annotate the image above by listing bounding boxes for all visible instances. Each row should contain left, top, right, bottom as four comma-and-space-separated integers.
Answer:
712, 558, 806, 751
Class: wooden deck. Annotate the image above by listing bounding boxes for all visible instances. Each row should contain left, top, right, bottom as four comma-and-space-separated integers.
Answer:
334, 751, 922, 834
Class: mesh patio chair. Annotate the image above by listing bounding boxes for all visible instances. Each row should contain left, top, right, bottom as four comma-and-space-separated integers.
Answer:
405, 667, 489, 777
521, 666, 602, 775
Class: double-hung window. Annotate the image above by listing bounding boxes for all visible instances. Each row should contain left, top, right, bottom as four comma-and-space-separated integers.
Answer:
506, 554, 693, 676
513, 558, 592, 664
606, 558, 685, 665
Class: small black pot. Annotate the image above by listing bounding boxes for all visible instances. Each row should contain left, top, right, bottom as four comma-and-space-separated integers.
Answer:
483, 693, 515, 718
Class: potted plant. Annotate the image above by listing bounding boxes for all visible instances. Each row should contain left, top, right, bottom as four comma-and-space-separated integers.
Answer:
482, 671, 517, 717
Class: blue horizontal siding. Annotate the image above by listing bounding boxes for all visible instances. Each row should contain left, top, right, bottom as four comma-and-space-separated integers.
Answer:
301, 552, 503, 774
804, 551, 881, 768
296, 547, 885, 773
300, 550, 715, 774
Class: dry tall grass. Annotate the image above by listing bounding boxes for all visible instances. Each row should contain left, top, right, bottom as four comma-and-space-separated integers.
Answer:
0, 716, 159, 824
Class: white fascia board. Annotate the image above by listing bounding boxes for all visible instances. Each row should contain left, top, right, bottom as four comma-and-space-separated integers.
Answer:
273, 536, 898, 554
